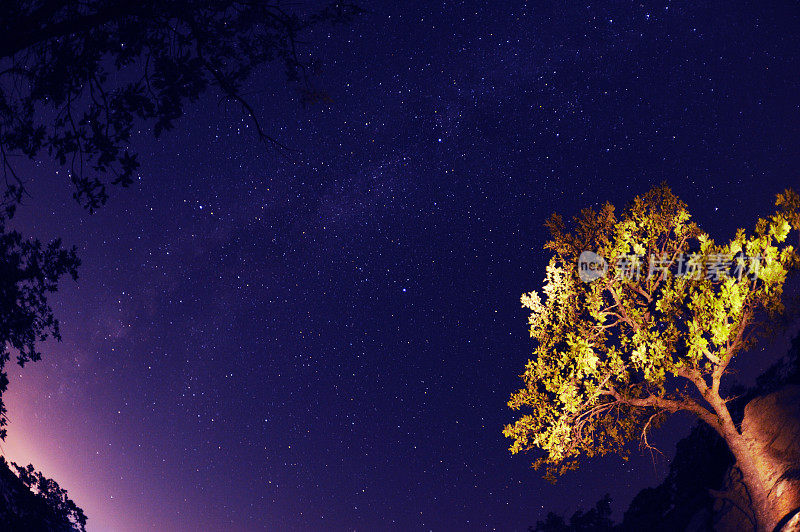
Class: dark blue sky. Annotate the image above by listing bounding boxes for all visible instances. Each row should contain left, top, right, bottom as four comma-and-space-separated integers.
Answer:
4, 1, 799, 530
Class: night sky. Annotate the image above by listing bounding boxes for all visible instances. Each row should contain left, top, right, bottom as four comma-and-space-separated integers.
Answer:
3, 1, 800, 530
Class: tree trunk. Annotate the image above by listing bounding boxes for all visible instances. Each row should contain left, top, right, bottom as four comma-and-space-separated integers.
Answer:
703, 390, 784, 531
725, 435, 783, 532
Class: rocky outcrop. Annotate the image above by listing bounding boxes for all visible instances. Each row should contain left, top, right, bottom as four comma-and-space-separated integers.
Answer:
713, 385, 800, 531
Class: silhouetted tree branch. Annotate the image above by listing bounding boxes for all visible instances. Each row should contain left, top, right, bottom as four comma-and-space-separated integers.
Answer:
0, 0, 361, 214
0, 4, 361, 525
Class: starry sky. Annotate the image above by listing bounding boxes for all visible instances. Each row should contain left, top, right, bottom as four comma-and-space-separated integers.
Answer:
3, 1, 800, 530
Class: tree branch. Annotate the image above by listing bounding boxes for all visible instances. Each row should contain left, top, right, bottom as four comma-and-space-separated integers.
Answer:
0, 3, 145, 59
608, 386, 723, 436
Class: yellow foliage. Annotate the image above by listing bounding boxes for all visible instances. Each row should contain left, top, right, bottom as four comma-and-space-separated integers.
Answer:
504, 185, 800, 479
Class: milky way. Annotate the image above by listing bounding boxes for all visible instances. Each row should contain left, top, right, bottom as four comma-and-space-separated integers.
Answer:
4, 1, 800, 530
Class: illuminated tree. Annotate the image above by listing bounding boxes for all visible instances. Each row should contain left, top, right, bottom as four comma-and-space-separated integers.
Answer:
504, 185, 800, 531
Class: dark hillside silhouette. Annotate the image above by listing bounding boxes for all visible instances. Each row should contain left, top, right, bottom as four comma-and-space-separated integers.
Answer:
0, 457, 86, 531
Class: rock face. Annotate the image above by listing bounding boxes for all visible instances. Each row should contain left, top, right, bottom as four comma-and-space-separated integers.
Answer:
714, 385, 800, 531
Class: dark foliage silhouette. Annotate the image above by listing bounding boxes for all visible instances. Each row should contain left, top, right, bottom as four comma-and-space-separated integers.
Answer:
0, 457, 87, 531
0, 1, 360, 527
0, 217, 79, 438
530, 494, 614, 532
0, 216, 80, 526
0, 0, 361, 215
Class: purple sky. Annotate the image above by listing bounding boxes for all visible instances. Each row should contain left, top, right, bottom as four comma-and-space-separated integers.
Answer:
3, 1, 800, 530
